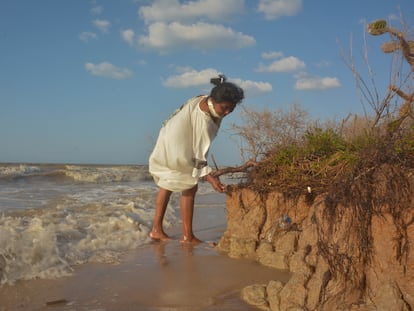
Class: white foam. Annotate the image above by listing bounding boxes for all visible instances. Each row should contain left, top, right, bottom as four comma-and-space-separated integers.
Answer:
0, 200, 179, 285
0, 163, 229, 285
0, 216, 72, 285
0, 164, 41, 178
63, 165, 151, 183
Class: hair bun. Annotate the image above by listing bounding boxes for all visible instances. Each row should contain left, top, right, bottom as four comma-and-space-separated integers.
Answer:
219, 74, 226, 84
210, 74, 227, 86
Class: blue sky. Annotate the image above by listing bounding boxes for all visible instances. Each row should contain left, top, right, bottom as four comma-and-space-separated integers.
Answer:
0, 0, 412, 165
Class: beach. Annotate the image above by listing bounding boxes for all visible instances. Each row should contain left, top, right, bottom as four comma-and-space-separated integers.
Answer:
0, 205, 290, 311
0, 164, 289, 310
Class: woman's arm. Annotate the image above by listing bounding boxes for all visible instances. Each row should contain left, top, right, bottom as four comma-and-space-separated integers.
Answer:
205, 174, 226, 193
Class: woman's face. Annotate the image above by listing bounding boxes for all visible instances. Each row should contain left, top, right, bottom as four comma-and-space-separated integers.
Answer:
214, 101, 236, 118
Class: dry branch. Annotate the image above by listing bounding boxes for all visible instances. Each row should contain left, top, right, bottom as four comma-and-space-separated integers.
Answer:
211, 160, 257, 178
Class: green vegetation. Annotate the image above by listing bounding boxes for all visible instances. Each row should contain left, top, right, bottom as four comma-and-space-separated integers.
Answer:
247, 115, 413, 194
235, 19, 414, 197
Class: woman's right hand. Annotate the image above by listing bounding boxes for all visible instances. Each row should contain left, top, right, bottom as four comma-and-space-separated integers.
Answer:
206, 174, 226, 193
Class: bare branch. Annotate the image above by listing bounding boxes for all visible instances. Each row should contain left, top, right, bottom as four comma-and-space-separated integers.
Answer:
210, 160, 257, 178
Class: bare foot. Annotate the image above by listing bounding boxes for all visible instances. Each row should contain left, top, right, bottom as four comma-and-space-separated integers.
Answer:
149, 230, 170, 242
180, 234, 202, 245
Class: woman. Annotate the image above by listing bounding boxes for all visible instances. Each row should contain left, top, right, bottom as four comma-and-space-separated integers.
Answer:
149, 75, 244, 244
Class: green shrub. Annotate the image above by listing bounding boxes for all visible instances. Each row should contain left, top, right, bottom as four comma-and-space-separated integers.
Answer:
304, 127, 346, 158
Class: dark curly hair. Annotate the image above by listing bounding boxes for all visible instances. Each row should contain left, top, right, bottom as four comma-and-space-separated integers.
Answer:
209, 74, 244, 105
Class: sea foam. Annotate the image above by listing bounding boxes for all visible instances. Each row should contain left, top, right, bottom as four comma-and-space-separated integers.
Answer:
0, 200, 179, 285
0, 164, 181, 285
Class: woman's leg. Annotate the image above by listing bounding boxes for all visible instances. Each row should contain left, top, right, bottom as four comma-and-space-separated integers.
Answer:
150, 187, 172, 241
180, 184, 201, 244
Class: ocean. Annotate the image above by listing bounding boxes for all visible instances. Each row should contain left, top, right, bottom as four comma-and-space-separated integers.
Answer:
0, 163, 225, 286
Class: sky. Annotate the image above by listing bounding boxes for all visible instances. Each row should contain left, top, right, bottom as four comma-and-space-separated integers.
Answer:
0, 0, 413, 165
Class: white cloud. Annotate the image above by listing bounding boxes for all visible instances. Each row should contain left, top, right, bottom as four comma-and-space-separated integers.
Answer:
93, 19, 111, 33
85, 62, 133, 79
261, 51, 284, 59
163, 67, 272, 97
136, 0, 252, 53
258, 0, 303, 20
313, 60, 331, 68
232, 78, 273, 97
91, 5, 103, 15
163, 68, 220, 87
294, 72, 341, 90
139, 0, 245, 24
121, 29, 135, 46
256, 56, 305, 72
79, 31, 97, 42
139, 22, 255, 52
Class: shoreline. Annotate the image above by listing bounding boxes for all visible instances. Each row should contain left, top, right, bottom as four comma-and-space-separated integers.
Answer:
0, 206, 290, 311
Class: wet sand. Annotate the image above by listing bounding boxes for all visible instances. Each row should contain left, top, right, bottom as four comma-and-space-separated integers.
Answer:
0, 202, 290, 311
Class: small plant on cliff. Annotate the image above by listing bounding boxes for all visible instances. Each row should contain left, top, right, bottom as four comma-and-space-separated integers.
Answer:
230, 103, 310, 162
304, 127, 347, 157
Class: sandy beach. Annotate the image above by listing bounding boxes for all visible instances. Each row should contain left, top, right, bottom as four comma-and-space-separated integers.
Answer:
0, 202, 290, 311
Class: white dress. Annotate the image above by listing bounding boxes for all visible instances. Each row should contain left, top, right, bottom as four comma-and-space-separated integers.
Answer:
149, 95, 221, 192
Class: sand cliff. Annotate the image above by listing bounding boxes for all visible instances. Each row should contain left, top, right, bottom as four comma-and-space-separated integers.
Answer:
218, 164, 414, 310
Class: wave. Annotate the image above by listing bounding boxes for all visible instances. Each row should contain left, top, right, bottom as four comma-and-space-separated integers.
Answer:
0, 198, 179, 285
0, 163, 225, 285
0, 164, 43, 179
0, 164, 152, 183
